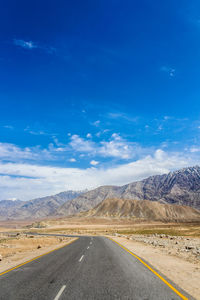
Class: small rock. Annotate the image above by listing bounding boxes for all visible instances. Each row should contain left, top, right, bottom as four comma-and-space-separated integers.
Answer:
185, 245, 195, 250
37, 245, 41, 249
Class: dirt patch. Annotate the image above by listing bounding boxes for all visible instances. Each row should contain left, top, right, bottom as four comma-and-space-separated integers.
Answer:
110, 235, 200, 300
0, 232, 76, 273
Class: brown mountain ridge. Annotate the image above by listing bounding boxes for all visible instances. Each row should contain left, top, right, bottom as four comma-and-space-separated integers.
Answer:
83, 198, 200, 222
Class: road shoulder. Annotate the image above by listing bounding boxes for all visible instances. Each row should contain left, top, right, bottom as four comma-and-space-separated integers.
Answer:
110, 236, 199, 300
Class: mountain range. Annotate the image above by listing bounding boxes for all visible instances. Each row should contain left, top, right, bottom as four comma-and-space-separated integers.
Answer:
57, 166, 200, 216
1, 166, 200, 221
0, 190, 84, 220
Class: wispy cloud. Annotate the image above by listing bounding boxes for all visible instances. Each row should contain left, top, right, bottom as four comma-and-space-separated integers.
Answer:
190, 147, 200, 153
13, 39, 37, 49
161, 66, 176, 77
3, 125, 14, 130
107, 112, 138, 123
92, 120, 101, 127
13, 39, 56, 54
24, 126, 56, 136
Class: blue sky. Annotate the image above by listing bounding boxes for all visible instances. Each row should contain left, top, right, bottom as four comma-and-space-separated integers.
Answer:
0, 0, 200, 200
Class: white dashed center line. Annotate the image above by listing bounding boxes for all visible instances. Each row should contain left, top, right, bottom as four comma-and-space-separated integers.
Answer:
54, 285, 66, 300
79, 255, 84, 262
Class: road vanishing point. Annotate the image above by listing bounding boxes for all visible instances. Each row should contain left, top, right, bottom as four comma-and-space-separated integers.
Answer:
0, 234, 193, 300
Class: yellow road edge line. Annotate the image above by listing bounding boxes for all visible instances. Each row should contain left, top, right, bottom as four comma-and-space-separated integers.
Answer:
0, 237, 79, 277
109, 237, 188, 300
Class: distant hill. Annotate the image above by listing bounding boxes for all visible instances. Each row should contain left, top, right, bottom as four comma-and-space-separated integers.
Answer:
56, 185, 121, 216
0, 200, 23, 219
0, 190, 84, 220
82, 198, 200, 222
57, 166, 200, 216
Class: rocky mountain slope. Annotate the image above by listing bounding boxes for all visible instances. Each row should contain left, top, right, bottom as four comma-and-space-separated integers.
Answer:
0, 200, 23, 219
0, 190, 84, 220
56, 185, 121, 216
82, 198, 200, 222
57, 166, 200, 216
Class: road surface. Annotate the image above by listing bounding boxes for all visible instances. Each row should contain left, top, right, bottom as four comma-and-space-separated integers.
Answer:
0, 236, 191, 300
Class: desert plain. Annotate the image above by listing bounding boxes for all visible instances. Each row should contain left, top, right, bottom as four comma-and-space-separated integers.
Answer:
0, 217, 200, 299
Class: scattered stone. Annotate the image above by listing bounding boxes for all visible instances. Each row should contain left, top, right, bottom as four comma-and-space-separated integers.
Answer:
119, 233, 200, 264
185, 246, 195, 250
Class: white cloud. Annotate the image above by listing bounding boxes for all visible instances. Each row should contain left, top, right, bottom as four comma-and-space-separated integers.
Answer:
69, 158, 76, 162
0, 142, 53, 162
0, 149, 197, 200
99, 133, 133, 159
86, 133, 92, 138
90, 160, 99, 166
69, 135, 95, 153
69, 133, 139, 159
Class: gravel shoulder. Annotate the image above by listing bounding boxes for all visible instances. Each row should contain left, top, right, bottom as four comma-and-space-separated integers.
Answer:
110, 234, 200, 300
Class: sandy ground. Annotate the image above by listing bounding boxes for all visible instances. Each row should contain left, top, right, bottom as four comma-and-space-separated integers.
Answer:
0, 233, 76, 274
111, 236, 200, 300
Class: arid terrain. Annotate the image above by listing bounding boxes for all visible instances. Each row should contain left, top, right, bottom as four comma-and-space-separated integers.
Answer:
0, 230, 75, 274
0, 217, 200, 299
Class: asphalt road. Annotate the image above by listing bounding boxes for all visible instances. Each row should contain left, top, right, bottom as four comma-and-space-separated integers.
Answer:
0, 236, 191, 300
